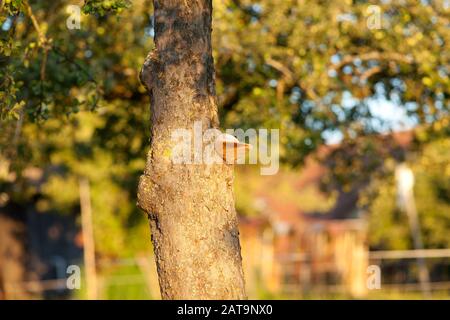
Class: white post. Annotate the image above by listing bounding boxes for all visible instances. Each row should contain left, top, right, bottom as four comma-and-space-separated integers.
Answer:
79, 177, 98, 300
395, 163, 431, 297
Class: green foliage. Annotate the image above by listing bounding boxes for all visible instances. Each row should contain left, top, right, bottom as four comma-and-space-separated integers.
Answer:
367, 138, 450, 250
100, 264, 152, 300
1, 0, 152, 258
83, 0, 131, 16
1, 0, 24, 19
213, 0, 449, 164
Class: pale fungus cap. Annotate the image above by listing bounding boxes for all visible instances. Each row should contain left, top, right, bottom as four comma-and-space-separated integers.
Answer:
214, 133, 252, 163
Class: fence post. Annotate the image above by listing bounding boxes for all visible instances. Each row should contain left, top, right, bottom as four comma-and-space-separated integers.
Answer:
79, 177, 98, 300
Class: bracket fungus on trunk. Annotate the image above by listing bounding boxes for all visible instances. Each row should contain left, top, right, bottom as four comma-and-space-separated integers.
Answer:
214, 133, 252, 164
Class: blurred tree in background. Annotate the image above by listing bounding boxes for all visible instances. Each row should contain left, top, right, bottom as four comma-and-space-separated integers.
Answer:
0, 0, 449, 269
1, 0, 152, 258
213, 0, 449, 164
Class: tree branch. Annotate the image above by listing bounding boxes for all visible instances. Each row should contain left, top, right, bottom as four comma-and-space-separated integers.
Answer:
23, 1, 51, 81
265, 57, 321, 102
331, 51, 414, 72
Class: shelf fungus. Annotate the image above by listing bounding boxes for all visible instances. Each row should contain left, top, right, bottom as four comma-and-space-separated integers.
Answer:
214, 133, 252, 164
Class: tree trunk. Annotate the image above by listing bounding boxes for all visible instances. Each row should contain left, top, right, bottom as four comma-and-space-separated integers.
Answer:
138, 0, 246, 299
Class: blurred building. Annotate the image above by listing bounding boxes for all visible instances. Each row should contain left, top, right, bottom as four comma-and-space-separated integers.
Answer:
238, 165, 368, 298
239, 131, 416, 298
0, 168, 82, 299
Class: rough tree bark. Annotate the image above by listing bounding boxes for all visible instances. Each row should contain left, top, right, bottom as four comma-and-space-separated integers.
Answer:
137, 0, 246, 299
